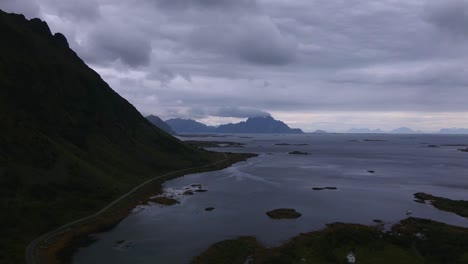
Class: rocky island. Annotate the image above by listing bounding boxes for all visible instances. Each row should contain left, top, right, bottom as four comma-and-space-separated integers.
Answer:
166, 116, 303, 134
266, 209, 302, 219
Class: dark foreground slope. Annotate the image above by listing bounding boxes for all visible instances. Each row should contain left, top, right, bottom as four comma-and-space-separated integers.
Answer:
0, 10, 222, 263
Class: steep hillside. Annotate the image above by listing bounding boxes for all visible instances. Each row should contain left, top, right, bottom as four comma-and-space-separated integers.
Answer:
0, 10, 221, 263
146, 115, 176, 134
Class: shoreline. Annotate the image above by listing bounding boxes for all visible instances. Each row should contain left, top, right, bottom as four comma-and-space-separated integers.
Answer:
193, 192, 468, 263
28, 152, 257, 264
193, 217, 468, 264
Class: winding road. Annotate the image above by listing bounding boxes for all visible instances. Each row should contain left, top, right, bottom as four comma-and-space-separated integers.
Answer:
25, 155, 230, 264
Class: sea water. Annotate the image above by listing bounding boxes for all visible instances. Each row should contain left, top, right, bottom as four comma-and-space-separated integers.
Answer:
73, 134, 468, 264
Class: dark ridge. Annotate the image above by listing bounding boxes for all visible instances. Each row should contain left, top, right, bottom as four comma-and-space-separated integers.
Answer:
166, 118, 217, 134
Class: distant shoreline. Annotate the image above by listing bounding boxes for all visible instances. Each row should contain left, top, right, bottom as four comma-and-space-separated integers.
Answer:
176, 132, 468, 135
27, 152, 257, 264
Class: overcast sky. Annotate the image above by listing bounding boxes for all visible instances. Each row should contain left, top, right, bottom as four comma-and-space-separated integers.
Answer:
2, 0, 468, 132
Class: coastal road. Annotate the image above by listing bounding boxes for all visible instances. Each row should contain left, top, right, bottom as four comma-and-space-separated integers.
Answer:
25, 155, 230, 264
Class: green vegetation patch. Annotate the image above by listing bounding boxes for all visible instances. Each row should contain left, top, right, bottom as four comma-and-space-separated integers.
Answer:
192, 237, 260, 264
149, 197, 179, 206
414, 192, 468, 218
392, 218, 468, 264
194, 218, 468, 264
266, 208, 302, 219
259, 223, 421, 264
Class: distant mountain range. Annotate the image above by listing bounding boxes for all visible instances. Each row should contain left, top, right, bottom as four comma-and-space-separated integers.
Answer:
216, 116, 303, 134
149, 117, 468, 135
347, 127, 468, 134
347, 127, 422, 134
347, 128, 385, 134
439, 128, 468, 134
390, 127, 423, 134
146, 115, 176, 134
165, 118, 217, 134
164, 116, 303, 134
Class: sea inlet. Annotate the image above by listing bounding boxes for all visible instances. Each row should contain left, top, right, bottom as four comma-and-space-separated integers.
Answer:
73, 133, 468, 263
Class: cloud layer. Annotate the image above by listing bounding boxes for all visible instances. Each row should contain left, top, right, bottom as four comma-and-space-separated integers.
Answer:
1, 0, 468, 131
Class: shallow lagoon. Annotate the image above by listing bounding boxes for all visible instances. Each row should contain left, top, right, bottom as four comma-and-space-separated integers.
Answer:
73, 134, 468, 264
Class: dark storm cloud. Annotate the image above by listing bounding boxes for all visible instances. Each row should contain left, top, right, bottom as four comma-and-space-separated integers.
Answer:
184, 106, 270, 119
81, 28, 152, 67
155, 0, 256, 10
265, 1, 438, 67
0, 0, 40, 18
331, 62, 468, 87
214, 107, 270, 118
147, 67, 192, 84
234, 18, 296, 65
43, 0, 100, 21
187, 15, 296, 65
148, 68, 176, 84
425, 0, 468, 37
2, 0, 468, 130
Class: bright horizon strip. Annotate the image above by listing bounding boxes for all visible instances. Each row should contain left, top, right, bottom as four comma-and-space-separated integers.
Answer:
196, 111, 468, 133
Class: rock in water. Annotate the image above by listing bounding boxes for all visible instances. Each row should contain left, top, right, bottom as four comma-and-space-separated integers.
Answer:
266, 209, 302, 219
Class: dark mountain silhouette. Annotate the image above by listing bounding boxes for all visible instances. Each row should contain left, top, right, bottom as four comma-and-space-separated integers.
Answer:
166, 116, 303, 134
390, 127, 420, 134
0, 10, 220, 263
146, 115, 176, 134
347, 127, 425, 134
347, 128, 384, 133
216, 116, 303, 134
166, 118, 217, 134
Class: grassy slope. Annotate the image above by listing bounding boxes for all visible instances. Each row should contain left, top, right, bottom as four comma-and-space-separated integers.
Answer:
0, 10, 222, 263
414, 192, 468, 218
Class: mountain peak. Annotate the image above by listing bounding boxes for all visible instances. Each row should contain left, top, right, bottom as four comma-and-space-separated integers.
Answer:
218, 116, 303, 134
165, 118, 216, 134
247, 115, 273, 120
391, 127, 417, 134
